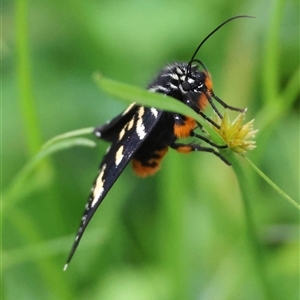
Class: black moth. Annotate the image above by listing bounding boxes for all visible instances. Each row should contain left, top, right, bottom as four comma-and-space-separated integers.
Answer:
64, 15, 252, 270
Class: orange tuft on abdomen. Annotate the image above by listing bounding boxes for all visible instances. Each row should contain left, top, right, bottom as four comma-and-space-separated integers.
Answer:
174, 117, 196, 138
132, 148, 168, 177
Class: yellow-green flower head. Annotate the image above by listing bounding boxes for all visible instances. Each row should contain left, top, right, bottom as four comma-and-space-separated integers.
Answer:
211, 110, 258, 154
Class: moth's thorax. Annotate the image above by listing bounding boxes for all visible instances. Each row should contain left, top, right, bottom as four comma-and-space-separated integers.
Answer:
147, 62, 212, 111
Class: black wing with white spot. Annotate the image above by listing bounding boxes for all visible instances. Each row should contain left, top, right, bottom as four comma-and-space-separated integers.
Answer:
64, 106, 162, 269
94, 103, 138, 143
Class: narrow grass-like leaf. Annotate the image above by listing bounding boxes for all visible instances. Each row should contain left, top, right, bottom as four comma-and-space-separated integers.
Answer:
281, 66, 300, 109
262, 0, 285, 104
229, 154, 275, 299
16, 0, 42, 154
256, 66, 300, 132
245, 157, 299, 210
42, 127, 94, 150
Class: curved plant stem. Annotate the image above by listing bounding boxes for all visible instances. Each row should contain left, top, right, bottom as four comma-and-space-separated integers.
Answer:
230, 154, 275, 299
245, 157, 299, 210
3, 137, 96, 210
16, 0, 42, 154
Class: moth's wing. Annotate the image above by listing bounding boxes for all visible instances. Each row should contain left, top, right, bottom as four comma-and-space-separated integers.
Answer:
64, 107, 162, 270
94, 103, 138, 142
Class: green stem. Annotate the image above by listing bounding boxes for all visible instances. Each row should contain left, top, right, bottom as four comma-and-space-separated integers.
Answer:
3, 137, 96, 210
15, 0, 42, 154
157, 157, 188, 299
42, 127, 94, 150
262, 0, 285, 104
245, 157, 299, 210
230, 155, 275, 299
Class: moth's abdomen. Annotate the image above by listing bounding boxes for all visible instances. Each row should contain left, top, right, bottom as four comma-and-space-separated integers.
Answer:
132, 147, 168, 177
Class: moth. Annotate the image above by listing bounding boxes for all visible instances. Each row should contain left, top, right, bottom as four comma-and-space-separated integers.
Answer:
64, 15, 252, 270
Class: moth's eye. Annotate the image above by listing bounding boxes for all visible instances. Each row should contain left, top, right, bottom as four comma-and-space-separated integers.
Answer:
181, 81, 192, 91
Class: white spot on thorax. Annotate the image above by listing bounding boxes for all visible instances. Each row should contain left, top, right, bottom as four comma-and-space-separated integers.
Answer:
187, 78, 195, 84
169, 82, 178, 89
176, 67, 183, 75
179, 84, 188, 94
149, 85, 169, 93
169, 73, 179, 80
180, 75, 186, 82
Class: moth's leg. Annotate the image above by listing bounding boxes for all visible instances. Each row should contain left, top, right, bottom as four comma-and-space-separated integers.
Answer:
211, 92, 246, 113
190, 131, 227, 149
198, 111, 220, 128
172, 114, 227, 149
170, 142, 231, 165
181, 91, 222, 128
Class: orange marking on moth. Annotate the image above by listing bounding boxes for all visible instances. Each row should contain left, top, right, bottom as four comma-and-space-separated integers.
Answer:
174, 117, 196, 138
198, 93, 208, 111
132, 160, 160, 177
204, 72, 213, 92
175, 145, 193, 153
132, 148, 168, 177
198, 72, 213, 111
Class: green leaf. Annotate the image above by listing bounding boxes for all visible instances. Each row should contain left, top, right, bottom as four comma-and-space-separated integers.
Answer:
42, 127, 94, 150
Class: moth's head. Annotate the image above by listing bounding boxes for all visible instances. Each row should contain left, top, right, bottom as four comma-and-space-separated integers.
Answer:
177, 61, 212, 111
180, 61, 212, 91
149, 16, 252, 113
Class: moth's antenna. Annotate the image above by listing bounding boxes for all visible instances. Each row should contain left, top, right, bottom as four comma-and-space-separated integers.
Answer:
188, 15, 254, 71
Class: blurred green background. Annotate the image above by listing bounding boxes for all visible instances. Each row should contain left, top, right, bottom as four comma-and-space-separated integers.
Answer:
2, 0, 299, 299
